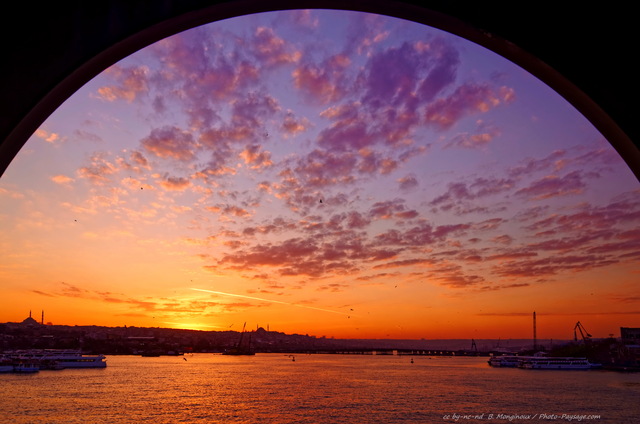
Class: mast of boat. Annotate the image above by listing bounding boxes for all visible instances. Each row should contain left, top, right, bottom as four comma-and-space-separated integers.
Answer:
237, 322, 247, 348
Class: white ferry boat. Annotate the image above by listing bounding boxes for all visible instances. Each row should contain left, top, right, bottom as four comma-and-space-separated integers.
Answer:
6, 349, 107, 369
41, 350, 107, 368
517, 357, 600, 370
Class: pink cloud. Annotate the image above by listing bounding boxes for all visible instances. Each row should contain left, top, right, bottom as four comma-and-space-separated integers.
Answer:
130, 150, 149, 167
316, 113, 373, 152
150, 28, 262, 127
508, 150, 567, 178
181, 94, 281, 176
141, 126, 197, 162
373, 107, 421, 146
424, 83, 513, 130
289, 9, 319, 29
213, 227, 404, 278
373, 258, 435, 270
292, 54, 351, 104
72, 129, 103, 143
342, 12, 388, 56
206, 204, 251, 218
362, 42, 425, 108
51, 175, 74, 184
527, 231, 615, 253
356, 149, 399, 175
116, 150, 151, 174
429, 177, 516, 213
240, 144, 273, 170
515, 170, 587, 200
448, 129, 500, 149
98, 65, 149, 102
292, 149, 358, 188
199, 128, 245, 151
153, 29, 209, 77
345, 211, 371, 229
369, 199, 409, 220
194, 60, 260, 103
415, 38, 460, 102
435, 272, 486, 288
281, 112, 310, 136
375, 222, 470, 249
521, 196, 640, 262
470, 177, 516, 198
491, 234, 514, 245
398, 174, 418, 191
493, 254, 618, 278
35, 128, 60, 143
241, 217, 298, 237
430, 182, 473, 206
76, 153, 118, 185
231, 93, 280, 128
395, 210, 420, 220
219, 237, 317, 268
586, 238, 640, 256
486, 251, 538, 261
159, 176, 191, 191
249, 27, 301, 67
316, 283, 349, 292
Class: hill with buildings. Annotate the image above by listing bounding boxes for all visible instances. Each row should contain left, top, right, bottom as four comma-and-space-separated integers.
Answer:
2, 314, 638, 368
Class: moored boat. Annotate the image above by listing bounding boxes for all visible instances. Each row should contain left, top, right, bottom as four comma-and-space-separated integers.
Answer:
39, 350, 107, 368
12, 361, 40, 373
0, 356, 14, 373
488, 355, 530, 367
3, 349, 107, 369
222, 322, 255, 356
517, 357, 600, 370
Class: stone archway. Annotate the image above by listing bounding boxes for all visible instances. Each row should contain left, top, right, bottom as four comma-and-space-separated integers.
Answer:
1, 1, 638, 178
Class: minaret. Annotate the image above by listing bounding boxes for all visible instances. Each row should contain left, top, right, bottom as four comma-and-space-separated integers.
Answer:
533, 311, 537, 351
41, 310, 44, 325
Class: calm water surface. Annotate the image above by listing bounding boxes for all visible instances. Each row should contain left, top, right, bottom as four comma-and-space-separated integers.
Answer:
1, 354, 639, 423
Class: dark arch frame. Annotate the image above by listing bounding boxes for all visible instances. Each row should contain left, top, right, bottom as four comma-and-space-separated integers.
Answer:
1, 1, 638, 179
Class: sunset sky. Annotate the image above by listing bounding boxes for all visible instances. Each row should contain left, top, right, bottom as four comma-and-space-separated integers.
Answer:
1, 10, 638, 340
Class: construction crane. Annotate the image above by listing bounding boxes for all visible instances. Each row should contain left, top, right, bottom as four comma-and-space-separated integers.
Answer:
574, 321, 592, 343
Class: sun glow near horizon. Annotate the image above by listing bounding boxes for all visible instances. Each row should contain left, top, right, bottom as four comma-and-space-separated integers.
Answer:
0, 10, 638, 340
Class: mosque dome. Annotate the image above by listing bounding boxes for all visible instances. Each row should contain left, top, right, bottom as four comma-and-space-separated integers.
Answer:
21, 311, 40, 326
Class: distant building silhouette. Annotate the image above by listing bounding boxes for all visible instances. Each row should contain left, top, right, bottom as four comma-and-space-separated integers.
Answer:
621, 327, 640, 346
20, 310, 41, 326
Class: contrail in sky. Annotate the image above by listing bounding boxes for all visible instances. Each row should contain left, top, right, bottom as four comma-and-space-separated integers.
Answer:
190, 288, 352, 316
